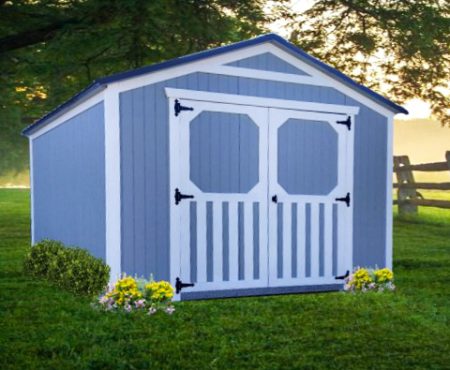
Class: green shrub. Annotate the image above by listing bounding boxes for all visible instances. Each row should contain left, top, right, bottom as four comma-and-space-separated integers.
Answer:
24, 239, 110, 296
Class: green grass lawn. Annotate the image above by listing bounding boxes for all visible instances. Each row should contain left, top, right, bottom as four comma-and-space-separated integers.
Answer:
0, 189, 449, 370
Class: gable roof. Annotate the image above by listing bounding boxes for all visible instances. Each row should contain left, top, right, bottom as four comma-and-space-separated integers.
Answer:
22, 33, 407, 136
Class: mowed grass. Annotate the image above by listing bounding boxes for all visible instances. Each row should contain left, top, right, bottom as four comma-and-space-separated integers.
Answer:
0, 189, 449, 370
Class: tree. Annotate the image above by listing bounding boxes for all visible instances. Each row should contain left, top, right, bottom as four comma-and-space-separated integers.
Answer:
288, 0, 450, 126
0, 0, 279, 175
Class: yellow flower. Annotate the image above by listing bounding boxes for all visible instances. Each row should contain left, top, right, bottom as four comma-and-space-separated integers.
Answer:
350, 268, 373, 289
375, 268, 393, 283
145, 280, 174, 302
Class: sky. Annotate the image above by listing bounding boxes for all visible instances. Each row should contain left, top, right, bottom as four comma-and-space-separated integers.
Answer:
267, 0, 433, 119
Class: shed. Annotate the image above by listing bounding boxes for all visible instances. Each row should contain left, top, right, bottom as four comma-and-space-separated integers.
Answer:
23, 34, 407, 300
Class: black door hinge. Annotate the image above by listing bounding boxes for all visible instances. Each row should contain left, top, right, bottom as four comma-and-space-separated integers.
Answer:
335, 270, 350, 280
271, 195, 278, 203
174, 99, 194, 116
174, 188, 194, 205
335, 192, 351, 207
175, 277, 195, 294
337, 116, 351, 130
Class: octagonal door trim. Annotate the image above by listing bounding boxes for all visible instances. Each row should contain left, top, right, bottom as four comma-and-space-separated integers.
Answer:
268, 108, 353, 202
174, 100, 268, 200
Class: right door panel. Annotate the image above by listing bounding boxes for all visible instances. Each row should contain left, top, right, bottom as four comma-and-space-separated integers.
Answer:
268, 108, 354, 287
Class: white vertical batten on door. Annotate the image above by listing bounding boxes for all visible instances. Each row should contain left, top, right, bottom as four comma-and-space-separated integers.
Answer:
228, 201, 239, 282
213, 201, 223, 282
324, 202, 333, 277
259, 200, 268, 282
283, 202, 292, 279
179, 202, 191, 283
310, 203, 320, 278
244, 202, 253, 281
196, 201, 207, 283
296, 202, 306, 278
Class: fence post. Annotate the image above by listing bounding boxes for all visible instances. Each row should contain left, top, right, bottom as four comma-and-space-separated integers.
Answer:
394, 156, 418, 214
446, 151, 450, 172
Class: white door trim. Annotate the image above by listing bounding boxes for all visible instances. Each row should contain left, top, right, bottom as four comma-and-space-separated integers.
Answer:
165, 88, 360, 116
169, 99, 270, 298
267, 108, 355, 286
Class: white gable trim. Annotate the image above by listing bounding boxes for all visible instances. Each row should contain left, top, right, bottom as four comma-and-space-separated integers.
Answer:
211, 43, 395, 117
165, 88, 360, 115
200, 65, 331, 87
30, 40, 397, 138
112, 44, 275, 93
110, 42, 396, 117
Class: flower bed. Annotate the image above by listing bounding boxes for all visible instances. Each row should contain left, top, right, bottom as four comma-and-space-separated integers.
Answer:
344, 267, 395, 292
96, 275, 175, 315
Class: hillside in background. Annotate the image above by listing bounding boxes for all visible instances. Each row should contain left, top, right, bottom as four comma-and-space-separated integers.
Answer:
1, 119, 449, 187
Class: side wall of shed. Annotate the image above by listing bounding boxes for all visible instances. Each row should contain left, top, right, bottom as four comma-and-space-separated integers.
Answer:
32, 102, 106, 259
119, 71, 388, 281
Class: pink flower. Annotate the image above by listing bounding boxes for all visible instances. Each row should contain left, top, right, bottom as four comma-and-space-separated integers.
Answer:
99, 295, 109, 304
134, 299, 146, 309
124, 303, 132, 312
165, 306, 175, 315
148, 307, 157, 315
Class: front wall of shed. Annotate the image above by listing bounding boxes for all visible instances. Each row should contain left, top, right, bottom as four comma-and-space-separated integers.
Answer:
120, 72, 387, 281
32, 103, 106, 259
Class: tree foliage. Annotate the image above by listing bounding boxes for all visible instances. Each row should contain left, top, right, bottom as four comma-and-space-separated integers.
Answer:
288, 0, 450, 126
0, 0, 275, 174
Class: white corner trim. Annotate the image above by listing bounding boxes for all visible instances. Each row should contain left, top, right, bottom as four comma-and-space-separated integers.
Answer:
29, 91, 105, 140
385, 114, 394, 269
104, 86, 122, 282
29, 138, 35, 245
165, 88, 360, 115
200, 65, 331, 87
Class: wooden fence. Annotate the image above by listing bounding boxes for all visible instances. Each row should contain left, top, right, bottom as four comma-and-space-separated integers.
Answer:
393, 151, 450, 214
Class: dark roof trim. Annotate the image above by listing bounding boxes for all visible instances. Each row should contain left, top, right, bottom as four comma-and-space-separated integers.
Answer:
22, 33, 407, 136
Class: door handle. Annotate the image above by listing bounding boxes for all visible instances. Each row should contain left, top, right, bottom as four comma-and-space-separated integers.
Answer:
174, 188, 194, 205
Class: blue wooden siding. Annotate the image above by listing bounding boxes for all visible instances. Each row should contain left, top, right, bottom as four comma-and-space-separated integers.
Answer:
278, 119, 338, 195
190, 111, 259, 193
227, 52, 310, 76
120, 71, 387, 281
33, 103, 105, 259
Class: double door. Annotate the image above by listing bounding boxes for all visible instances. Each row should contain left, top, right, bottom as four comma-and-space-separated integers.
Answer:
169, 97, 354, 296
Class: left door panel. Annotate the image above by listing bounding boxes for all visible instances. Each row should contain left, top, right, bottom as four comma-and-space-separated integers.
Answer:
169, 99, 269, 297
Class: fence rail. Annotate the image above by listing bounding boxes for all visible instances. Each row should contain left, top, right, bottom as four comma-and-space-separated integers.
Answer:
394, 151, 450, 214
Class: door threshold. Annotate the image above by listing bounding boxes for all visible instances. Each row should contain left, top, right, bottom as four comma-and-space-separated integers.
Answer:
180, 283, 343, 301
